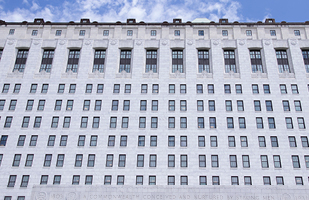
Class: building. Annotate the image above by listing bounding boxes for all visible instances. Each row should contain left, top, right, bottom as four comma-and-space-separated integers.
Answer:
0, 17, 309, 200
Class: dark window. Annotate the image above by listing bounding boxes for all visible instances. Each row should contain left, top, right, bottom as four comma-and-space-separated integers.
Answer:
212, 176, 220, 185
75, 154, 83, 167
197, 100, 204, 111
200, 176, 207, 185
225, 100, 232, 111
20, 175, 29, 187
239, 117, 246, 128
33, 116, 42, 128
69, 84, 76, 93
172, 50, 183, 73
119, 50, 131, 73
180, 155, 187, 167
152, 84, 159, 93
44, 154, 52, 167
291, 84, 299, 94
108, 136, 115, 146
286, 117, 293, 129
276, 50, 290, 73
72, 175, 80, 185
53, 175, 61, 185
250, 50, 263, 73
256, 117, 263, 128
118, 154, 126, 167
97, 84, 104, 93
268, 117, 276, 129
103, 30, 109, 36
127, 30, 133, 36
270, 30, 276, 36
198, 50, 210, 73
56, 154, 64, 167
85, 175, 93, 185
51, 117, 59, 128
237, 100, 244, 111
80, 117, 88, 128
224, 84, 231, 93
289, 136, 297, 147
9, 100, 17, 110
137, 154, 144, 167
292, 155, 300, 168
29, 135, 38, 146
242, 155, 250, 168
270, 136, 278, 147
4, 116, 13, 128
199, 155, 206, 167
104, 175, 111, 185
261, 155, 269, 168
211, 155, 219, 167
149, 176, 156, 185
169, 84, 175, 93
12, 154, 21, 166
273, 155, 281, 168
198, 136, 205, 147
37, 100, 45, 110
40, 50, 54, 72
7, 175, 16, 187
198, 117, 204, 128
265, 100, 273, 111
9, 29, 15, 35
146, 50, 157, 73
55, 30, 62, 36
263, 84, 270, 94
113, 84, 120, 93
0, 99, 5, 110
240, 136, 248, 147
141, 84, 147, 93
235, 84, 242, 93
32, 30, 38, 36
227, 117, 234, 128
85, 84, 92, 93
151, 117, 158, 128
246, 30, 252, 36
258, 136, 266, 147
196, 84, 203, 93
228, 136, 235, 147
180, 84, 186, 93
2, 84, 10, 93
151, 30, 156, 36
252, 84, 259, 93
40, 175, 48, 184
224, 50, 236, 73
93, 50, 105, 73
302, 50, 309, 73
301, 136, 309, 147
174, 30, 180, 36
254, 100, 261, 111
222, 30, 228, 36
244, 177, 252, 185
124, 84, 131, 93
198, 30, 204, 36
138, 136, 145, 146
209, 117, 216, 129
122, 117, 129, 128
94, 100, 101, 111
58, 84, 65, 93
78, 135, 85, 146
30, 84, 37, 93
14, 50, 29, 72
47, 135, 56, 146
294, 100, 302, 111
66, 50, 80, 72
41, 84, 49, 93
79, 30, 85, 36
110, 117, 117, 128
92, 117, 100, 128
152, 100, 158, 111
63, 117, 71, 128
60, 135, 68, 146
168, 136, 175, 147
17, 135, 26, 146
13, 84, 21, 93
149, 155, 156, 167
120, 136, 127, 146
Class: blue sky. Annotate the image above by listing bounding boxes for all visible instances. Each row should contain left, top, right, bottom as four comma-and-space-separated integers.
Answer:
0, 0, 308, 22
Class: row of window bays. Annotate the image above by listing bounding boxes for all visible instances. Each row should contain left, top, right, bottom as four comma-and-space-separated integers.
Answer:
9, 47, 309, 74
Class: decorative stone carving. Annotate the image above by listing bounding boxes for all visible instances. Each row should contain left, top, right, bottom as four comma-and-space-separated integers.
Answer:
34, 70, 51, 79
239, 40, 245, 45
33, 40, 40, 45
169, 70, 186, 78
88, 70, 105, 78
224, 70, 240, 78
290, 40, 297, 45
110, 40, 117, 45
187, 40, 193, 45
116, 70, 132, 78
197, 70, 213, 78
7, 70, 24, 78
279, 71, 295, 78
264, 40, 271, 45
59, 40, 66, 45
136, 40, 142, 45
36, 192, 47, 200
213, 40, 220, 45
61, 70, 78, 79
84, 40, 91, 45
143, 70, 159, 78
7, 39, 15, 45
66, 192, 77, 200
161, 40, 168, 46
251, 71, 268, 78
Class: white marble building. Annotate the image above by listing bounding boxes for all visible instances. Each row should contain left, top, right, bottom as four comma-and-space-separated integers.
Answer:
0, 18, 309, 200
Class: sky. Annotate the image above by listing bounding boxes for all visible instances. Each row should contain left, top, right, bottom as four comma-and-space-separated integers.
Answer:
0, 0, 308, 23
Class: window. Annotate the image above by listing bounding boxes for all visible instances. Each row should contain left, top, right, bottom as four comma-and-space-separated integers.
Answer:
222, 30, 228, 36
51, 117, 59, 128
198, 176, 207, 185
146, 50, 157, 73
72, 175, 80, 185
302, 50, 309, 73
2, 84, 10, 93
152, 100, 158, 111
270, 136, 278, 147
168, 136, 175, 147
31, 30, 38, 36
212, 176, 220, 185
224, 84, 231, 93
150, 136, 157, 147
169, 100, 175, 111
9, 100, 17, 110
40, 50, 54, 72
286, 117, 293, 129
211, 155, 219, 167
198, 30, 204, 36
104, 175, 111, 185
13, 84, 21, 93
56, 154, 64, 167
270, 30, 276, 36
97, 84, 104, 93
172, 50, 183, 73
54, 100, 62, 110
198, 117, 204, 128
149, 155, 156, 167
9, 29, 15, 35
169, 84, 175, 93
225, 100, 232, 111
122, 117, 129, 128
244, 177, 252, 185
138, 136, 145, 146
151, 30, 156, 36
47, 135, 55, 146
235, 84, 242, 93
180, 84, 186, 93
69, 84, 76, 93
141, 84, 147, 93
118, 154, 126, 167
66, 100, 74, 111
208, 84, 214, 93
261, 155, 269, 168
124, 84, 131, 93
127, 30, 133, 36
252, 84, 259, 94
168, 176, 175, 185
228, 136, 235, 147
301, 136, 309, 147
180, 100, 186, 111
265, 100, 273, 111
224, 50, 236, 73
268, 117, 276, 129
79, 30, 85, 36
103, 30, 109, 36
123, 100, 130, 111
294, 100, 302, 111
210, 117, 216, 129
66, 50, 80, 72
174, 30, 180, 36
197, 100, 204, 111
263, 177, 271, 185
297, 117, 305, 129
276, 50, 290, 73
305, 156, 309, 168
295, 177, 303, 185
85, 84, 92, 93
239, 117, 246, 129
263, 85, 270, 94
292, 155, 300, 168
110, 117, 117, 128
0, 99, 5, 110
198, 50, 210, 73
199, 155, 206, 167
53, 175, 61, 185
136, 176, 143, 185
120, 136, 127, 146
151, 117, 158, 128
282, 100, 290, 111
78, 135, 85, 146
14, 50, 29, 72
119, 50, 131, 73
55, 30, 62, 36
237, 100, 244, 111
58, 84, 65, 93
198, 136, 205, 147
33, 116, 42, 128
250, 50, 263, 73
242, 155, 250, 168
273, 155, 281, 168
139, 117, 146, 128
280, 84, 287, 94
227, 117, 234, 128
230, 155, 237, 168
149, 176, 156, 185
4, 116, 13, 128
231, 176, 239, 185
137, 155, 144, 167
40, 175, 48, 185
12, 154, 21, 166
108, 136, 115, 146
93, 50, 105, 73
106, 155, 113, 167
22, 117, 30, 128
294, 30, 300, 36
90, 135, 97, 146
63, 117, 71, 128
291, 84, 299, 94
94, 100, 102, 111
289, 136, 297, 147
256, 117, 263, 128
246, 30, 252, 36
29, 135, 38, 146
209, 100, 215, 111
17, 135, 26, 146
85, 175, 93, 185
112, 100, 119, 111
20, 175, 29, 187
37, 100, 45, 110
180, 136, 187, 147
180, 176, 188, 185
7, 175, 16, 187
180, 155, 188, 167
44, 154, 52, 167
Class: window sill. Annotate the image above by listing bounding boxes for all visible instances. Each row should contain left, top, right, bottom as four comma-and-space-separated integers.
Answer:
251, 72, 267, 78
279, 71, 295, 78
61, 71, 77, 79
143, 71, 158, 78
88, 71, 105, 78
7, 70, 24, 79
34, 70, 50, 79
224, 71, 240, 78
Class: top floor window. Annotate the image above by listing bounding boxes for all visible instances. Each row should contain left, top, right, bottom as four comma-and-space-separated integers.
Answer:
32, 30, 38, 36
79, 30, 85, 36
224, 50, 236, 73
246, 30, 252, 36
172, 50, 183, 73
151, 30, 156, 36
93, 50, 105, 73
174, 30, 180, 36
222, 30, 228, 36
276, 50, 290, 73
294, 30, 300, 36
302, 50, 309, 73
127, 30, 133, 36
55, 30, 62, 36
270, 30, 276, 36
66, 50, 80, 73
250, 50, 263, 73
13, 50, 28, 72
103, 30, 109, 36
9, 29, 15, 35
198, 50, 210, 73
119, 50, 131, 73
198, 30, 204, 36
146, 50, 157, 73
40, 50, 54, 72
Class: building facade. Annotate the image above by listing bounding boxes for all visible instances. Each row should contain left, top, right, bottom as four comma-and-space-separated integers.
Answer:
0, 18, 309, 200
